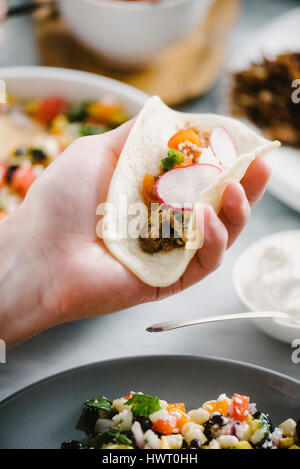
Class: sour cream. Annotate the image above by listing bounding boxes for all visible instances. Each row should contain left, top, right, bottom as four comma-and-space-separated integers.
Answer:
242, 231, 300, 320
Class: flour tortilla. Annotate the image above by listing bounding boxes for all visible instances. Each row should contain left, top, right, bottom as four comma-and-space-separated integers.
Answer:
101, 96, 280, 287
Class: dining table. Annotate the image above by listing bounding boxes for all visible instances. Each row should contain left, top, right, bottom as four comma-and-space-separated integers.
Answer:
0, 0, 299, 402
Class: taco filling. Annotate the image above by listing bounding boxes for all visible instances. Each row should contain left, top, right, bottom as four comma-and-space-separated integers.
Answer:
139, 126, 236, 254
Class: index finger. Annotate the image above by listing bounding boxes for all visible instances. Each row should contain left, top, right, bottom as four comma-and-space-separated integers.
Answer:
241, 156, 271, 206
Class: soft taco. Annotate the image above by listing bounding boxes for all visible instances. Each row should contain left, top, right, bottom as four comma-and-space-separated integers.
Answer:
100, 96, 280, 287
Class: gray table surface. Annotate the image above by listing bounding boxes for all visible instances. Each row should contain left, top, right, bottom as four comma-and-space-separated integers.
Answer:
0, 0, 299, 401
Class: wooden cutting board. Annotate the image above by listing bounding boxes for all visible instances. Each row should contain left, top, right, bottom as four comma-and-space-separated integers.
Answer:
34, 0, 240, 106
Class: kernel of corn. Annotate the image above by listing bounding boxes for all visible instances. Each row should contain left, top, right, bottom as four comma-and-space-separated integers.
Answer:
235, 441, 253, 449
279, 437, 295, 449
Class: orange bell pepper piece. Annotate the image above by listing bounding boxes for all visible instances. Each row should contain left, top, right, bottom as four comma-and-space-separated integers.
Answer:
168, 129, 203, 151
173, 153, 193, 169
166, 403, 186, 413
142, 174, 158, 206
203, 400, 229, 416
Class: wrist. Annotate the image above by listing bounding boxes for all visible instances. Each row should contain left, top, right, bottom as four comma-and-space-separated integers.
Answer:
0, 212, 57, 347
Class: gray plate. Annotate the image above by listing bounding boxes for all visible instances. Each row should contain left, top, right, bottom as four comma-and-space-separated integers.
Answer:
0, 355, 299, 449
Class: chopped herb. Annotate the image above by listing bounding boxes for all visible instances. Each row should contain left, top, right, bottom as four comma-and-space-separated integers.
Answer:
87, 428, 133, 448
85, 396, 113, 412
66, 102, 90, 122
161, 149, 184, 173
79, 124, 105, 137
125, 393, 161, 418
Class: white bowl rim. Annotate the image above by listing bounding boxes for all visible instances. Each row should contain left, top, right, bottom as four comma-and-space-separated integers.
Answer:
77, 0, 193, 11
0, 65, 149, 104
232, 230, 300, 331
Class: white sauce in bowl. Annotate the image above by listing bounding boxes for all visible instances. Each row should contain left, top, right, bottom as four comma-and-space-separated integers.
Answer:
236, 231, 300, 321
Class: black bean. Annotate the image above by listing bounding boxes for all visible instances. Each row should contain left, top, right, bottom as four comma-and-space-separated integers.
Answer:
133, 416, 153, 432
30, 148, 47, 163
61, 440, 86, 449
204, 414, 227, 441
5, 165, 19, 184
189, 439, 202, 449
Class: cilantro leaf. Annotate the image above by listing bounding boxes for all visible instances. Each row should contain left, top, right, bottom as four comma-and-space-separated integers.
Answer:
79, 124, 105, 137
87, 428, 133, 448
161, 149, 184, 173
85, 396, 112, 412
125, 393, 161, 418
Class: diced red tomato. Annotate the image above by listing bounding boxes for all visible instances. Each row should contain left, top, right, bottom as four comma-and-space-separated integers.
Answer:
229, 394, 250, 422
142, 174, 159, 207
11, 166, 37, 197
37, 97, 67, 123
203, 399, 229, 416
0, 162, 8, 188
152, 414, 178, 435
123, 392, 135, 401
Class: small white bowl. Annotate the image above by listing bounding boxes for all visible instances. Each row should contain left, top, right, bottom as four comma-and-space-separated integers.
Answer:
0, 66, 147, 111
58, 0, 212, 68
233, 231, 300, 344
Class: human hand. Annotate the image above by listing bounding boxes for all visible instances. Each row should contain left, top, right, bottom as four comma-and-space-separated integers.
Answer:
0, 120, 271, 347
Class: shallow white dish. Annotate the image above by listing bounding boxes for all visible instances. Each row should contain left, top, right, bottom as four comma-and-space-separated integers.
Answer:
233, 231, 300, 345
0, 66, 147, 112
228, 8, 300, 213
58, 0, 212, 68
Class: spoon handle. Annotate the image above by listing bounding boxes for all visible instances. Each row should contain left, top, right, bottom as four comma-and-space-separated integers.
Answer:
147, 311, 290, 333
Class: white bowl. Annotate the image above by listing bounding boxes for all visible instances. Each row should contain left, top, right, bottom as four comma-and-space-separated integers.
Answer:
58, 0, 212, 68
233, 231, 300, 345
0, 66, 147, 112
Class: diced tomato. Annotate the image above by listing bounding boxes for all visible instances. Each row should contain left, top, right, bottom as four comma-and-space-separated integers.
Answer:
152, 414, 178, 435
0, 162, 8, 188
37, 97, 67, 123
142, 174, 158, 207
229, 394, 250, 422
203, 399, 229, 416
123, 392, 135, 401
11, 166, 37, 197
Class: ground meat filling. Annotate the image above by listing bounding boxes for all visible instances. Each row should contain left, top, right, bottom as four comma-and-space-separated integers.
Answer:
139, 204, 191, 254
231, 52, 300, 148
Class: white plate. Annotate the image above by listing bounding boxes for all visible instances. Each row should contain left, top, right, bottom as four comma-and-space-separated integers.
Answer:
228, 8, 300, 213
233, 231, 300, 344
0, 66, 147, 112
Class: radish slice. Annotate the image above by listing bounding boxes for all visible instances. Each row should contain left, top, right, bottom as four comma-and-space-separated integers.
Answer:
210, 126, 238, 167
155, 164, 223, 210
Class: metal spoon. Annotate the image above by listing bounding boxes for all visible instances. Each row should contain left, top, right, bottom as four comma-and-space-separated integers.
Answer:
147, 311, 290, 333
